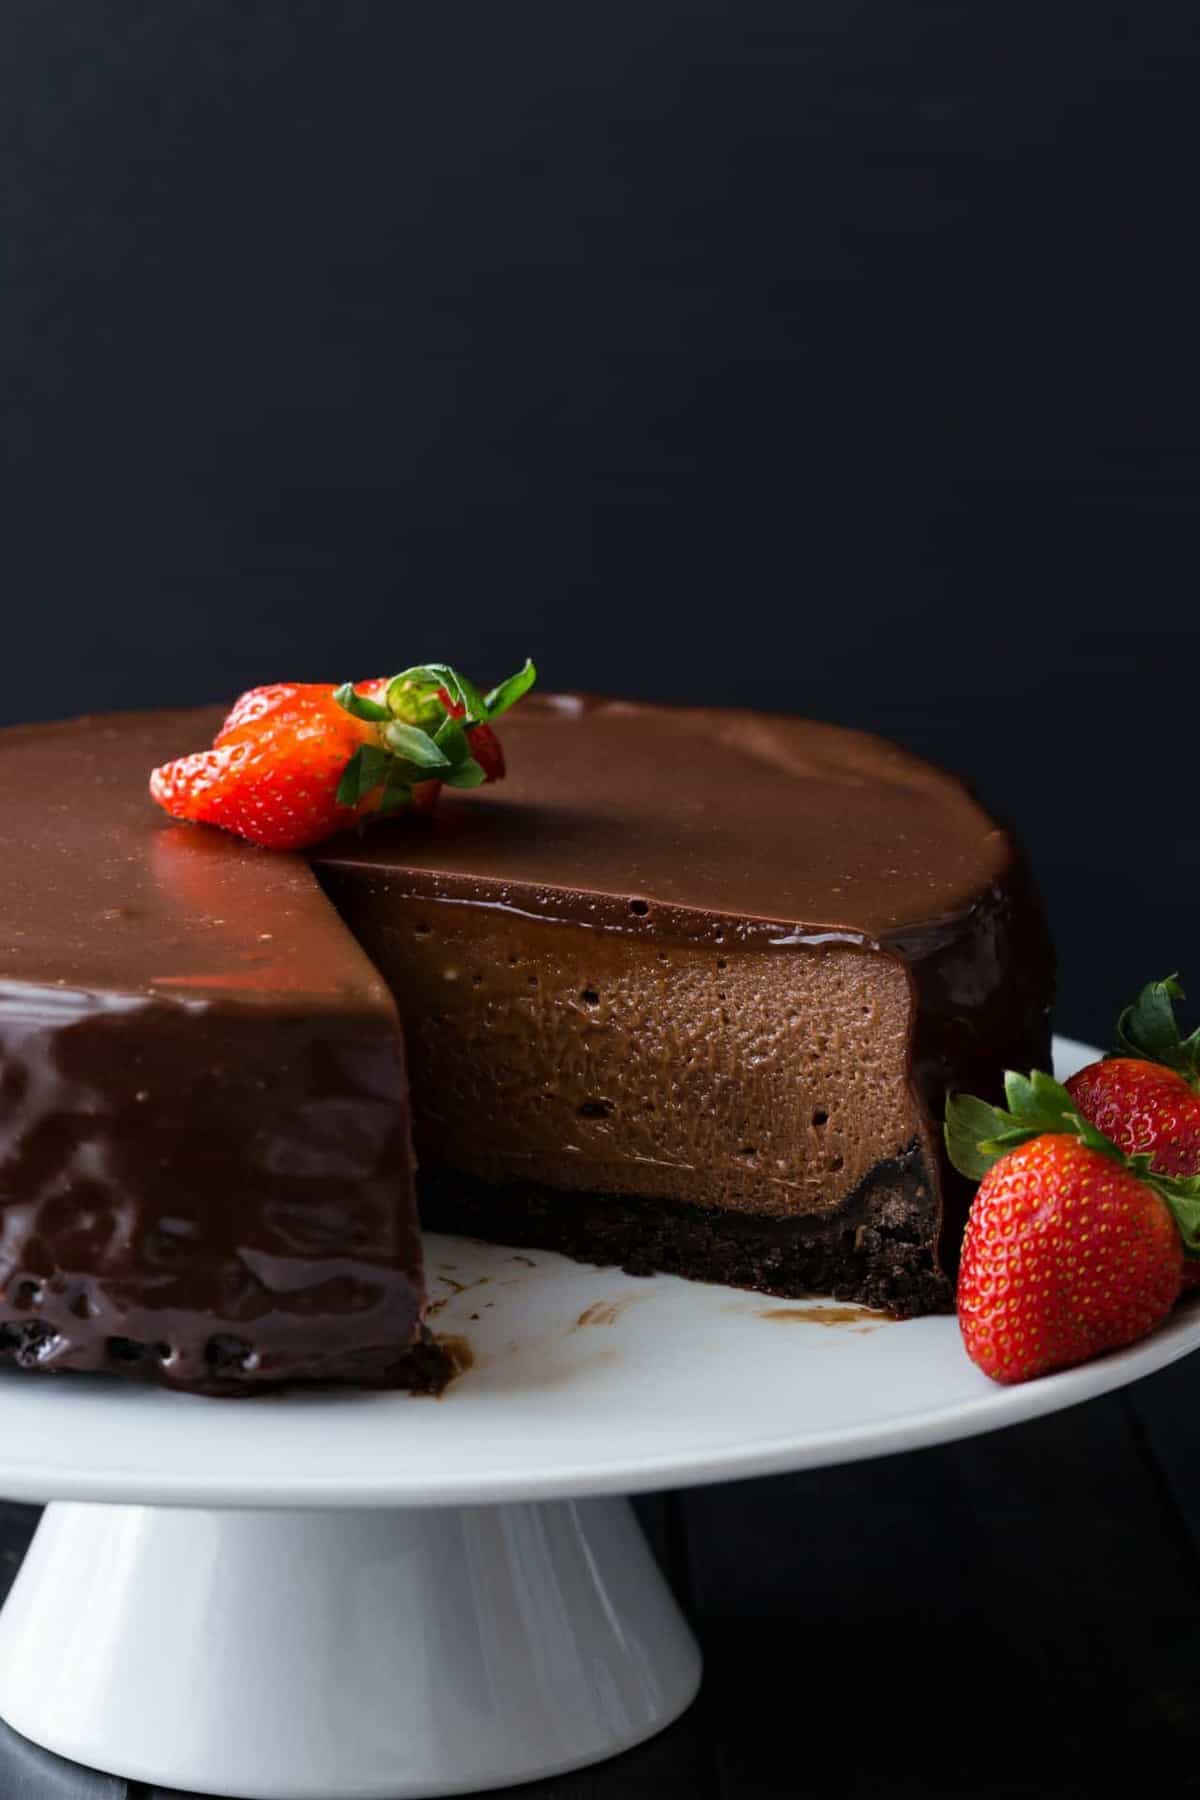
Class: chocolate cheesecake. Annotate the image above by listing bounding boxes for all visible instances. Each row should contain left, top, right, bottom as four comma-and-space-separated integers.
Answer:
0, 696, 1053, 1392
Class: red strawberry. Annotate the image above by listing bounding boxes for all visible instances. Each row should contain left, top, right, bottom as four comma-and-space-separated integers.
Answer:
1066, 976, 1200, 1284
465, 722, 505, 783
150, 684, 373, 850
150, 658, 536, 852
1066, 976, 1200, 1176
1068, 1059, 1200, 1177
957, 1135, 1182, 1384
946, 1068, 1200, 1383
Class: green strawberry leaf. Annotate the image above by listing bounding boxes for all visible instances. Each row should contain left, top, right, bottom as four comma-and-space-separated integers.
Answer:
1071, 1113, 1125, 1157
945, 1093, 1020, 1180
945, 1068, 1125, 1182
441, 757, 488, 789
337, 744, 399, 807
356, 744, 394, 792
332, 683, 390, 723
1002, 1068, 1075, 1129
335, 658, 536, 819
433, 714, 473, 767
1118, 973, 1185, 1057
485, 658, 537, 719
378, 767, 415, 814
1114, 974, 1200, 1087
381, 721, 451, 770
978, 1126, 1047, 1156
336, 747, 366, 807
1144, 1172, 1200, 1257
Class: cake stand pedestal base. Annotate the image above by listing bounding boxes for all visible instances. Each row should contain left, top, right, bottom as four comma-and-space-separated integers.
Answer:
0, 1496, 701, 1799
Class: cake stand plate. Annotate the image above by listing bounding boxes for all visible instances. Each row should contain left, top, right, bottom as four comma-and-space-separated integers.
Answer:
0, 1037, 1196, 1799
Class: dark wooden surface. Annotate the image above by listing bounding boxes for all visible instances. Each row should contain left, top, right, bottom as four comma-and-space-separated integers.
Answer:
2, 1348, 1199, 1799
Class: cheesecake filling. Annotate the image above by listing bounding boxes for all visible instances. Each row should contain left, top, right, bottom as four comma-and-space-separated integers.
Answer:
315, 880, 951, 1311
326, 893, 926, 1218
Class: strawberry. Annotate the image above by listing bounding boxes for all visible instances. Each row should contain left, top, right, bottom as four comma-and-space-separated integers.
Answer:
946, 1070, 1200, 1383
1069, 1059, 1200, 1177
151, 681, 398, 852
150, 658, 536, 852
1065, 976, 1200, 1178
1066, 976, 1200, 1287
958, 1136, 1182, 1384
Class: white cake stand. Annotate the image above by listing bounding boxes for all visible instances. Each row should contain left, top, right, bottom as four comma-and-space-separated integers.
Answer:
0, 1038, 1197, 1800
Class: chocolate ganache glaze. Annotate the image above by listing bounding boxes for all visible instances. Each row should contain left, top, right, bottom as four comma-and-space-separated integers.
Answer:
0, 695, 1053, 1391
0, 710, 442, 1393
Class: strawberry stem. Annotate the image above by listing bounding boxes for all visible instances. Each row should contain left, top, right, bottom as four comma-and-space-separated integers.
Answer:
1152, 1177, 1200, 1256
484, 659, 537, 718
945, 1069, 1122, 1183
1113, 974, 1200, 1090
332, 685, 390, 723
331, 658, 537, 812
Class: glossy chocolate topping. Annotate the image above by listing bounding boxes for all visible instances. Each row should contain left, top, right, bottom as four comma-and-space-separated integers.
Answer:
315, 694, 1020, 947
0, 697, 1053, 1385
0, 710, 432, 1392
315, 693, 1053, 1127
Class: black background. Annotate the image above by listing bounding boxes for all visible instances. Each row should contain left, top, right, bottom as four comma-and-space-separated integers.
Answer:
6, 0, 1200, 1044
4, 12, 1200, 1798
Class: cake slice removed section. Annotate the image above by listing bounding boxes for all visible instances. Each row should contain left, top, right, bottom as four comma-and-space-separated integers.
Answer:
312, 892, 947, 1311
